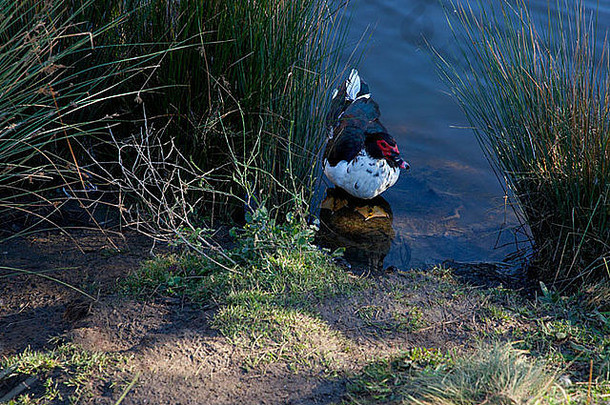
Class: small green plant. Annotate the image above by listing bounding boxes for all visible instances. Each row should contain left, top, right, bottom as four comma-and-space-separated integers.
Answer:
229, 204, 319, 266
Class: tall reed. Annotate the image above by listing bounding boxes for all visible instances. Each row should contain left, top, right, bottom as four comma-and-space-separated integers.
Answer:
204, 0, 348, 207
76, 0, 349, 211
439, 0, 610, 285
0, 1, 98, 232
0, 0, 159, 235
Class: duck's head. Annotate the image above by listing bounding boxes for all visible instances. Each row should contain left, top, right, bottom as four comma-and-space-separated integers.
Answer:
366, 133, 410, 170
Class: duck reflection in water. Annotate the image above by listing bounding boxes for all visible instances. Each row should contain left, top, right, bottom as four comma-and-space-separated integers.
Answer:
317, 187, 395, 274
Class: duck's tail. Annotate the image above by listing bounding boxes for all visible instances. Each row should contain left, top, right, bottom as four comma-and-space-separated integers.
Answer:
346, 69, 370, 101
326, 70, 371, 136
331, 69, 370, 102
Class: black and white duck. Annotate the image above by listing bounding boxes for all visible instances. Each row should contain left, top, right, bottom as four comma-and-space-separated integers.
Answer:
323, 69, 409, 199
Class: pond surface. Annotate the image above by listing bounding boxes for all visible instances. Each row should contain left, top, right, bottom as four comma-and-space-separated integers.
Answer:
319, 0, 610, 271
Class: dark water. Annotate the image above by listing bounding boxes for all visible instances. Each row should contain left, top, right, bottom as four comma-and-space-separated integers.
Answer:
319, 0, 610, 271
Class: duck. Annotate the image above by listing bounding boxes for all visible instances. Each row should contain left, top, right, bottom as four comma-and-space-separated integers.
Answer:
323, 69, 409, 199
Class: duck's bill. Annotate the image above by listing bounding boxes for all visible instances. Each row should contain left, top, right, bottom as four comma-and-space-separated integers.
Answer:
392, 157, 410, 170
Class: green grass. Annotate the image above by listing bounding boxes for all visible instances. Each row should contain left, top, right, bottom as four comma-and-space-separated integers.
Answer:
521, 286, 610, 381
0, 341, 131, 404
213, 302, 346, 370
354, 304, 427, 334
472, 278, 610, 397
345, 347, 454, 404
406, 343, 555, 405
346, 343, 555, 405
344, 265, 610, 405
124, 203, 363, 369
200, 0, 349, 207
465, 276, 609, 381
439, 0, 610, 286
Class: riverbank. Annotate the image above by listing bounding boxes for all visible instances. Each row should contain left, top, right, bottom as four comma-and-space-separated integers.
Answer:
1, 230, 608, 404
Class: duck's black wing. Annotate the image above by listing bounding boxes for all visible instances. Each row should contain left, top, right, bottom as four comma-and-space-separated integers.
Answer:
324, 125, 365, 166
326, 82, 349, 129
325, 93, 390, 166
343, 96, 382, 126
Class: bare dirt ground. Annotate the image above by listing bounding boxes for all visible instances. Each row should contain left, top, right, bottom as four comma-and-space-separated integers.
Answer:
0, 230, 516, 404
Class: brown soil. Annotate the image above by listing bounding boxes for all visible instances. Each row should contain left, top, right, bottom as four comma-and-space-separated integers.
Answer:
0, 230, 504, 404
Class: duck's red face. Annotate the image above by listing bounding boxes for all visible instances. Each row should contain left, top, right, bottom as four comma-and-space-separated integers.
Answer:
376, 139, 400, 156
376, 139, 409, 170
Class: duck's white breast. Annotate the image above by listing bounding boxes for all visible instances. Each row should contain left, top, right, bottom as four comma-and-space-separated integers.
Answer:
323, 152, 399, 199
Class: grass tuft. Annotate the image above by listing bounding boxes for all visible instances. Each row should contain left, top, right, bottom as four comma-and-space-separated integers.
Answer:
346, 343, 554, 405
0, 341, 130, 404
405, 343, 555, 405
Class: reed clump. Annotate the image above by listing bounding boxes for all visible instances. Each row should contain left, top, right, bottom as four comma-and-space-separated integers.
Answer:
75, 0, 348, 210
2, 0, 349, 238
440, 0, 610, 286
0, 1, 126, 233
